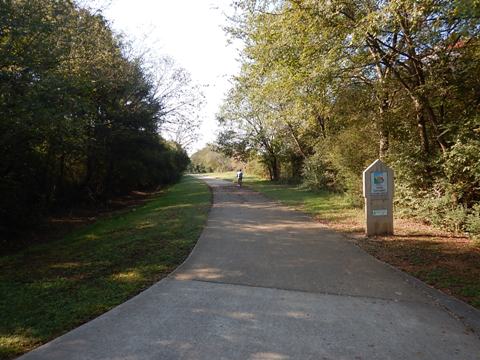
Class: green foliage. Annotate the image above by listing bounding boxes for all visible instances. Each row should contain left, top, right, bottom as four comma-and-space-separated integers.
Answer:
421, 198, 468, 233
395, 186, 480, 237
442, 137, 480, 206
189, 146, 240, 173
302, 152, 341, 192
217, 0, 480, 236
0, 1, 193, 242
465, 204, 480, 239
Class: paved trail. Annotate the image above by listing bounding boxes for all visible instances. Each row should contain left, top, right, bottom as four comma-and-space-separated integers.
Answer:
20, 177, 480, 360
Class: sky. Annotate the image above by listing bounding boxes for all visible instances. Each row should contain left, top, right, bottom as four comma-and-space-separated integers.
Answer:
97, 0, 241, 153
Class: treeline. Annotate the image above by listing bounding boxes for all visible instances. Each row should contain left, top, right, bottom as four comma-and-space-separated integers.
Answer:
217, 0, 480, 235
0, 0, 191, 240
188, 146, 243, 173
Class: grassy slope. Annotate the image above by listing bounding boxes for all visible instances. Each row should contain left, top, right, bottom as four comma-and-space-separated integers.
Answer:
209, 172, 480, 310
0, 175, 211, 359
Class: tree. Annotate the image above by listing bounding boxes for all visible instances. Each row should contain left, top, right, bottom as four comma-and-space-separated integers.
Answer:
190, 146, 239, 173
217, 0, 480, 210
0, 0, 194, 241
152, 57, 205, 151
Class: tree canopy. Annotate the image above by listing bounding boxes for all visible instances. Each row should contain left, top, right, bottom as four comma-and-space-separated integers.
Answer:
216, 0, 480, 234
0, 0, 200, 240
189, 145, 242, 173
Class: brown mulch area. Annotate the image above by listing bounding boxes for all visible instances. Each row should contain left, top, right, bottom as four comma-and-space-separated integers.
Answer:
319, 214, 480, 309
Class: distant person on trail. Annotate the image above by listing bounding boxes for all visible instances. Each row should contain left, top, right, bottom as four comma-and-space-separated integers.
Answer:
236, 169, 243, 186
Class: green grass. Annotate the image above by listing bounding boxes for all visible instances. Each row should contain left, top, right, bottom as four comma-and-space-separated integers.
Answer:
0, 175, 211, 359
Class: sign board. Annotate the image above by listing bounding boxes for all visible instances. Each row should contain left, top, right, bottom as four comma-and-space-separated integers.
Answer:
372, 209, 388, 216
362, 159, 394, 235
371, 172, 387, 194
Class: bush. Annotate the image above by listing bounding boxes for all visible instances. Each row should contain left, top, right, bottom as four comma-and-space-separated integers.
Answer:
395, 189, 471, 234
466, 204, 480, 239
442, 138, 480, 207
302, 153, 342, 191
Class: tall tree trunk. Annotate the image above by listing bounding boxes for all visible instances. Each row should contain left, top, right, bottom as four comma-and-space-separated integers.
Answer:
266, 153, 280, 181
103, 155, 115, 203
267, 165, 273, 181
272, 155, 280, 181
43, 143, 55, 206
378, 97, 390, 159
379, 128, 389, 159
285, 121, 306, 158
422, 96, 447, 153
413, 98, 430, 155
57, 152, 66, 201
315, 113, 327, 139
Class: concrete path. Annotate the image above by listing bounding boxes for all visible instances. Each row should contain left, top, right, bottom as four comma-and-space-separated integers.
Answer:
19, 177, 480, 360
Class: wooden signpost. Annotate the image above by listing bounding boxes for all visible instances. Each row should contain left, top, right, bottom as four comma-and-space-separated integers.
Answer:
362, 159, 394, 236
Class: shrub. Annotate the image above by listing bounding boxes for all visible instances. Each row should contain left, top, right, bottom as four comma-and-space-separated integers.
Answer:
442, 138, 480, 207
466, 204, 480, 239
302, 152, 342, 192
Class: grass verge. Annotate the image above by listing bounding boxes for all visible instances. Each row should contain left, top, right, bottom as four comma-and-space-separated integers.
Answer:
0, 175, 211, 360
208, 172, 480, 310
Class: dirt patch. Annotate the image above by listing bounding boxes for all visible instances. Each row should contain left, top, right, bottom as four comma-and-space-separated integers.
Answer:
325, 215, 480, 309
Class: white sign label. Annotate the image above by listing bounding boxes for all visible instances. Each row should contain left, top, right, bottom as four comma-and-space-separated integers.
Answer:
373, 209, 388, 216
371, 172, 388, 194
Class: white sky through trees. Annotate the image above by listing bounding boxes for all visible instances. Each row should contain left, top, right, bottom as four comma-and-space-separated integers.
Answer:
97, 0, 240, 153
